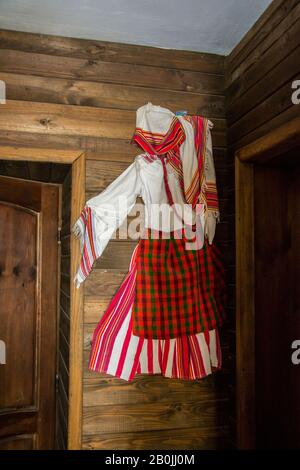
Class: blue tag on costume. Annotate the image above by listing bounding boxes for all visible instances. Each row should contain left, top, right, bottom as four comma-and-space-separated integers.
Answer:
175, 110, 188, 116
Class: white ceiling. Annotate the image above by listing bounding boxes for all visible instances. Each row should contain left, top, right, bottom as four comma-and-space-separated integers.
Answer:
0, 0, 273, 55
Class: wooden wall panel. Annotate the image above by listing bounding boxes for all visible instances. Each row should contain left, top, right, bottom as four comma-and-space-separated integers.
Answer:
1, 72, 225, 116
82, 427, 230, 451
226, 0, 300, 150
0, 29, 224, 73
82, 401, 229, 435
0, 27, 231, 449
0, 48, 224, 94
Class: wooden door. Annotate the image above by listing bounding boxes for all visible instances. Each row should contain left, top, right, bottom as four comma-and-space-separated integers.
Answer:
235, 118, 300, 449
254, 160, 300, 448
0, 176, 60, 450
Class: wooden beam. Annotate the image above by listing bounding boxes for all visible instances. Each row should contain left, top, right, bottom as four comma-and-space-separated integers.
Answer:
235, 116, 300, 163
0, 100, 226, 139
82, 426, 230, 450
0, 49, 224, 94
235, 157, 255, 449
68, 153, 85, 450
0, 100, 134, 139
0, 145, 81, 163
0, 71, 225, 116
0, 28, 224, 74
82, 400, 229, 435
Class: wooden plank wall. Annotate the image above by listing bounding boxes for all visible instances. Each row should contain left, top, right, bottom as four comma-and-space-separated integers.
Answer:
225, 0, 300, 445
226, 0, 300, 150
0, 29, 233, 449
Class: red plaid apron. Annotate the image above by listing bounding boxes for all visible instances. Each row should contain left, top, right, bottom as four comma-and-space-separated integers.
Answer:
132, 229, 226, 339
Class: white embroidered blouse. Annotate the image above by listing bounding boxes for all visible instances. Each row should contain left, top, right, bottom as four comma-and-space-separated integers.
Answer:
73, 103, 219, 287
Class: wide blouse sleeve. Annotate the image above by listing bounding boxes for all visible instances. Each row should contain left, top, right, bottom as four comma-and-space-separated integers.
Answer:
204, 119, 220, 244
73, 158, 142, 287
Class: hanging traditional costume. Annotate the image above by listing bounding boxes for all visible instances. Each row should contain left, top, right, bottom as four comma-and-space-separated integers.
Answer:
73, 102, 226, 381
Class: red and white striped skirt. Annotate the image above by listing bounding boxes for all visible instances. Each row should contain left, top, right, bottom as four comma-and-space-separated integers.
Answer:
89, 244, 222, 381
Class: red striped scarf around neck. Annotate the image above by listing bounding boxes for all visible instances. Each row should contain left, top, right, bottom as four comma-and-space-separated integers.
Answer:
131, 112, 219, 222
131, 116, 186, 208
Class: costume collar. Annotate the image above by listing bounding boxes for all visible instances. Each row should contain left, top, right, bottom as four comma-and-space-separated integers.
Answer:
131, 102, 185, 156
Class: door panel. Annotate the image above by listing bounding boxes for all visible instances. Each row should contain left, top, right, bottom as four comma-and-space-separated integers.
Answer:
0, 204, 38, 410
0, 434, 35, 450
254, 163, 300, 448
0, 176, 59, 449
254, 166, 289, 447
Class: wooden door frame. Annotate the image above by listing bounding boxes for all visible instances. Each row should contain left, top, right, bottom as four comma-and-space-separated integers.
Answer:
235, 115, 300, 449
0, 146, 85, 450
